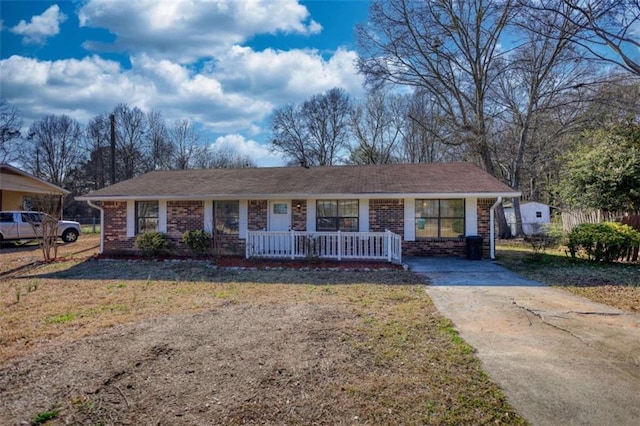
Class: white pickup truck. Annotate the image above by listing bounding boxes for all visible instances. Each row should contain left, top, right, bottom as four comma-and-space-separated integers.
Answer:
0, 211, 81, 245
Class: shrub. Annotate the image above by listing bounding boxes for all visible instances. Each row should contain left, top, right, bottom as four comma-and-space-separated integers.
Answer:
566, 222, 640, 262
181, 230, 212, 255
135, 232, 169, 257
525, 224, 563, 259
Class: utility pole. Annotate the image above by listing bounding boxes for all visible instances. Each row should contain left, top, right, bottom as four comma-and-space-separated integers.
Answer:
110, 114, 116, 185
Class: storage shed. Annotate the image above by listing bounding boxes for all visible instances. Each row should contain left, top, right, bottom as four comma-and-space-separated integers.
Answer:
504, 201, 551, 236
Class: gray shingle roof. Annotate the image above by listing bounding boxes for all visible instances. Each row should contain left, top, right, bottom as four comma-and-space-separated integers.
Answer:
76, 162, 519, 200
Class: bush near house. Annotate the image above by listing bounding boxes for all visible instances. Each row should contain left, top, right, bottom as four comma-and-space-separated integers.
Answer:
181, 229, 212, 255
135, 232, 169, 257
567, 222, 640, 262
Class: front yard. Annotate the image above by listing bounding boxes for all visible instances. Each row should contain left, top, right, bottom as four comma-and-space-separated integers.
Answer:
497, 242, 640, 312
3, 234, 637, 424
0, 238, 524, 425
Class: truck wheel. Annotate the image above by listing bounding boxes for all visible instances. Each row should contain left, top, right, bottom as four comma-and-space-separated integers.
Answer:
61, 229, 79, 243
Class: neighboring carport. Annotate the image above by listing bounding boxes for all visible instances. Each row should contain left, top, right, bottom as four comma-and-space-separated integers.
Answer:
0, 164, 69, 210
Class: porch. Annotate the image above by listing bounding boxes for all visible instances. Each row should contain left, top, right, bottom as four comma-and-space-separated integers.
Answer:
246, 230, 402, 264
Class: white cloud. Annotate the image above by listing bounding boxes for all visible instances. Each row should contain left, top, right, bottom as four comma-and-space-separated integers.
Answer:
10, 4, 67, 45
0, 42, 363, 132
210, 134, 285, 167
214, 46, 365, 103
78, 0, 322, 63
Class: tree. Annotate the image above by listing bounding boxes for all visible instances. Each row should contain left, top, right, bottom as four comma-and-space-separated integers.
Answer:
194, 146, 255, 169
24, 194, 62, 262
169, 119, 199, 170
147, 110, 173, 171
349, 90, 405, 164
112, 103, 148, 180
23, 114, 83, 188
558, 124, 640, 212
401, 90, 461, 163
493, 0, 592, 235
356, 0, 515, 235
0, 100, 22, 164
82, 113, 111, 190
526, 0, 640, 76
271, 88, 352, 166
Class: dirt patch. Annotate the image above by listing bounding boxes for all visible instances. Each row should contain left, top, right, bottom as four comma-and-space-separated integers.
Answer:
0, 260, 524, 425
1, 303, 358, 424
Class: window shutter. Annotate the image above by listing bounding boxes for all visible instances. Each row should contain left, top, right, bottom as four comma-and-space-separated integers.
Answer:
126, 201, 135, 238
465, 198, 478, 236
239, 200, 248, 238
404, 198, 415, 241
158, 200, 167, 233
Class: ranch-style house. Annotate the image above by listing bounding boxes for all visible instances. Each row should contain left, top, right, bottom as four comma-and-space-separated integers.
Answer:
76, 162, 520, 262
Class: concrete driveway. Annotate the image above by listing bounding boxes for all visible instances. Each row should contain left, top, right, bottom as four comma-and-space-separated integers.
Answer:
405, 257, 640, 426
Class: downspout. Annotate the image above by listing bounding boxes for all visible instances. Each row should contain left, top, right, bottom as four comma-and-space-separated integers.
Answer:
490, 196, 502, 260
87, 200, 104, 254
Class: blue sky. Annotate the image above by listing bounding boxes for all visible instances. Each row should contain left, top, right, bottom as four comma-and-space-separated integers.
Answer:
0, 0, 370, 166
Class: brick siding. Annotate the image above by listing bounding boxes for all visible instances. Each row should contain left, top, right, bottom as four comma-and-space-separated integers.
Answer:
477, 198, 494, 258
101, 196, 497, 259
167, 200, 204, 253
248, 200, 267, 230
369, 199, 404, 235
291, 199, 306, 231
103, 201, 136, 254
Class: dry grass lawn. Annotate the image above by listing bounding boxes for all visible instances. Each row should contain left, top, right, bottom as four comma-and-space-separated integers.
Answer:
497, 242, 640, 312
0, 236, 525, 425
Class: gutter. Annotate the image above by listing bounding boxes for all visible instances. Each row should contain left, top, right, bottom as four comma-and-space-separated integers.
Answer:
489, 196, 502, 260
86, 200, 104, 254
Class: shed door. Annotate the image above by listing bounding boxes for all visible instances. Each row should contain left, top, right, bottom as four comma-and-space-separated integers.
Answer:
269, 201, 291, 231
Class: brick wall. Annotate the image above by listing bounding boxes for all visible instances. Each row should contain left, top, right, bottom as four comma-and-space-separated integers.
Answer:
369, 199, 404, 234
248, 200, 267, 230
477, 198, 494, 258
167, 200, 204, 253
214, 234, 245, 256
403, 238, 467, 257
103, 201, 136, 253
100, 196, 498, 259
291, 199, 306, 231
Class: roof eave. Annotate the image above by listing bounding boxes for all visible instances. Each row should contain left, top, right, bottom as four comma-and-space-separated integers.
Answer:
1, 164, 70, 195
76, 191, 522, 201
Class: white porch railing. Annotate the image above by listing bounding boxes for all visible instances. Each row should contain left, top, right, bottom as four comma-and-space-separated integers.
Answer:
246, 230, 402, 264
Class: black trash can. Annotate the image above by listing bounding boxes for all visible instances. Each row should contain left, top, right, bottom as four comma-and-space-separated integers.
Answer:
466, 236, 483, 260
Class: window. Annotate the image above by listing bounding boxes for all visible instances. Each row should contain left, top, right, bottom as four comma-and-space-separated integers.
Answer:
214, 201, 239, 234
136, 201, 159, 234
273, 203, 287, 214
536, 211, 542, 218
21, 212, 43, 223
316, 200, 358, 232
415, 199, 465, 238
0, 212, 14, 223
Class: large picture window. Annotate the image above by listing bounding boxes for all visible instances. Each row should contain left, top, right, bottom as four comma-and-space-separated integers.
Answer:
214, 201, 239, 234
136, 201, 159, 234
316, 200, 358, 232
415, 199, 464, 238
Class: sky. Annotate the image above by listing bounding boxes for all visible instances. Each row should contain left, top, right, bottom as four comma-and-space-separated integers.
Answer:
0, 0, 371, 166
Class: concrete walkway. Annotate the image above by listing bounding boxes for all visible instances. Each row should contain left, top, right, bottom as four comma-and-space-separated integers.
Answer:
405, 257, 640, 426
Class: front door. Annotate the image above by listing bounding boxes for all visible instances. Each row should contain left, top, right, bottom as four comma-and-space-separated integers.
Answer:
269, 201, 291, 231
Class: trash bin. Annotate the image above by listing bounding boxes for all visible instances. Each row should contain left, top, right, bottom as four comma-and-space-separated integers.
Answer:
466, 236, 483, 260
